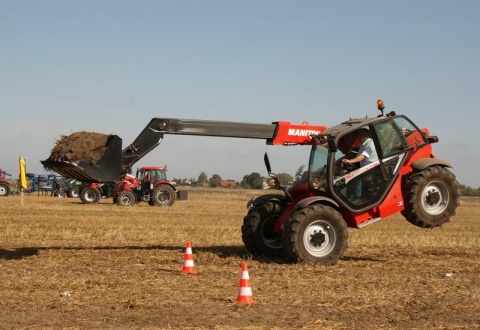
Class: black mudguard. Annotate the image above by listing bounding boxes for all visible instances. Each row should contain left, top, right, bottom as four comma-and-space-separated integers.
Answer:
248, 193, 287, 209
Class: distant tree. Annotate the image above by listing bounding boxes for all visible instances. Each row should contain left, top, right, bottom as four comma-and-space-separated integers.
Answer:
294, 165, 305, 182
197, 172, 208, 187
459, 184, 480, 196
241, 172, 264, 189
277, 172, 294, 186
209, 174, 222, 188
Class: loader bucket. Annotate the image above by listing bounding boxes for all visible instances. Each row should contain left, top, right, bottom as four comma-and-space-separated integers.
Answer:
41, 134, 124, 183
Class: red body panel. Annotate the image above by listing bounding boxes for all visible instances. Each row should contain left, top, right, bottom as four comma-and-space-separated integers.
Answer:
270, 121, 328, 145
347, 143, 436, 228
0, 169, 8, 183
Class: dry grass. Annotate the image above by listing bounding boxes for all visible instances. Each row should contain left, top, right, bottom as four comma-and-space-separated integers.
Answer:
1, 190, 480, 329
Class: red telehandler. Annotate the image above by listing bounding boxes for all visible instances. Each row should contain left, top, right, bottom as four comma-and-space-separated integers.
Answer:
42, 100, 459, 265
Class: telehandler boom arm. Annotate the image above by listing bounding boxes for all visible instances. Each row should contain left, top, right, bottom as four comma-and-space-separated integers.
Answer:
42, 118, 327, 182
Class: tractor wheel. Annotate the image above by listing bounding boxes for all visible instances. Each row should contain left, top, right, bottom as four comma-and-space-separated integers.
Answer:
56, 190, 66, 198
283, 204, 348, 265
402, 166, 459, 228
67, 187, 80, 198
241, 201, 286, 258
116, 191, 136, 206
79, 187, 101, 204
151, 184, 176, 206
0, 183, 10, 197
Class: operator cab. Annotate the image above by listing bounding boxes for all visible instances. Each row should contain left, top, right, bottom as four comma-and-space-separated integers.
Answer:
136, 166, 168, 191
309, 113, 430, 212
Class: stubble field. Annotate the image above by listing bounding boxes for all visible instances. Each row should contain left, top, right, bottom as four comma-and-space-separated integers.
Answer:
1, 189, 479, 329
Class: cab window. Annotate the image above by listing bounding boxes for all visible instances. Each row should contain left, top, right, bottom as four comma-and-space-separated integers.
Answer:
392, 117, 428, 149
373, 120, 407, 157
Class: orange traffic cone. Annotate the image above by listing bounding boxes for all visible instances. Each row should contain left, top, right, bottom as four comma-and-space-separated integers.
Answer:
181, 241, 197, 275
237, 262, 254, 303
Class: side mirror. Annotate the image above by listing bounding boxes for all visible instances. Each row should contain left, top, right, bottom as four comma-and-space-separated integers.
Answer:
264, 152, 272, 174
327, 138, 337, 152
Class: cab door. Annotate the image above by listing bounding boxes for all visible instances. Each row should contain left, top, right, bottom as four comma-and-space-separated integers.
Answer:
332, 119, 410, 210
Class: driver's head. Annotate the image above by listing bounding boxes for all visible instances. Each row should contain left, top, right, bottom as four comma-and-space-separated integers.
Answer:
357, 128, 370, 142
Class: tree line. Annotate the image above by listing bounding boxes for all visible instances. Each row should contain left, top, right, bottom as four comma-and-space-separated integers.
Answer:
172, 166, 306, 189
173, 167, 480, 196
459, 184, 480, 196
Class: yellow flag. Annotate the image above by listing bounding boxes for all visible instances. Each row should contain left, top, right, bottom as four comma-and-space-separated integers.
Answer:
19, 156, 27, 190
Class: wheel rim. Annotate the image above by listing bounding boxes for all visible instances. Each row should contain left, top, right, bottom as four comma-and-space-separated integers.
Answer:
261, 216, 282, 249
303, 220, 335, 257
120, 194, 132, 205
421, 181, 449, 215
85, 191, 96, 202
0, 186, 6, 195
156, 190, 171, 204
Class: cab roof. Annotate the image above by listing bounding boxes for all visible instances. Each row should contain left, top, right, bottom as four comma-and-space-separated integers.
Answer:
323, 114, 397, 138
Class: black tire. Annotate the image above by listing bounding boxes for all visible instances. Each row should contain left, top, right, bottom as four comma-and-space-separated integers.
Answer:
0, 183, 10, 196
402, 166, 459, 228
79, 187, 101, 204
116, 191, 136, 206
151, 184, 176, 206
241, 201, 286, 257
67, 187, 80, 198
56, 190, 66, 198
283, 204, 348, 265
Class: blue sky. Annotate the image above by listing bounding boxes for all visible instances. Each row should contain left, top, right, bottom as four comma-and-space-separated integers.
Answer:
1, 0, 479, 186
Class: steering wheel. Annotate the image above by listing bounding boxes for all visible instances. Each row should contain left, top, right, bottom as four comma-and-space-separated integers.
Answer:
342, 161, 357, 172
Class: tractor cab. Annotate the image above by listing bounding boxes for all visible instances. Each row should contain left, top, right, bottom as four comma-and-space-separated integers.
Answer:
309, 112, 433, 216
136, 166, 168, 188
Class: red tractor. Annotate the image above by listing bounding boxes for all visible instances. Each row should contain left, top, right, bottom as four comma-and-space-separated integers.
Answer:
43, 100, 459, 265
0, 168, 11, 196
114, 165, 183, 206
78, 166, 183, 206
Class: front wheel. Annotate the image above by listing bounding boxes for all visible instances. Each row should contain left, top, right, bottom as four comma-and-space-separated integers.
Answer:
80, 187, 101, 204
283, 204, 348, 265
402, 166, 459, 228
67, 187, 80, 198
151, 184, 176, 206
116, 191, 136, 206
241, 201, 286, 258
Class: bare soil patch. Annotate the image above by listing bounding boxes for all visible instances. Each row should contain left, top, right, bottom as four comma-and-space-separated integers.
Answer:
44, 131, 111, 162
1, 191, 479, 329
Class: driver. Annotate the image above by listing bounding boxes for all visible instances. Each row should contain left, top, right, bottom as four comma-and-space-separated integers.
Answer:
342, 128, 378, 168
341, 128, 378, 202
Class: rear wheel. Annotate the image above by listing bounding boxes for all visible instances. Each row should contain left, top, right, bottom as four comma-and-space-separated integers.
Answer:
241, 201, 286, 257
0, 183, 10, 196
283, 204, 348, 265
80, 187, 101, 204
151, 184, 176, 206
402, 166, 459, 228
116, 191, 136, 206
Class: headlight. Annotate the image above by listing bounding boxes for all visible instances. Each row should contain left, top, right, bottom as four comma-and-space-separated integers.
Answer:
267, 178, 277, 186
